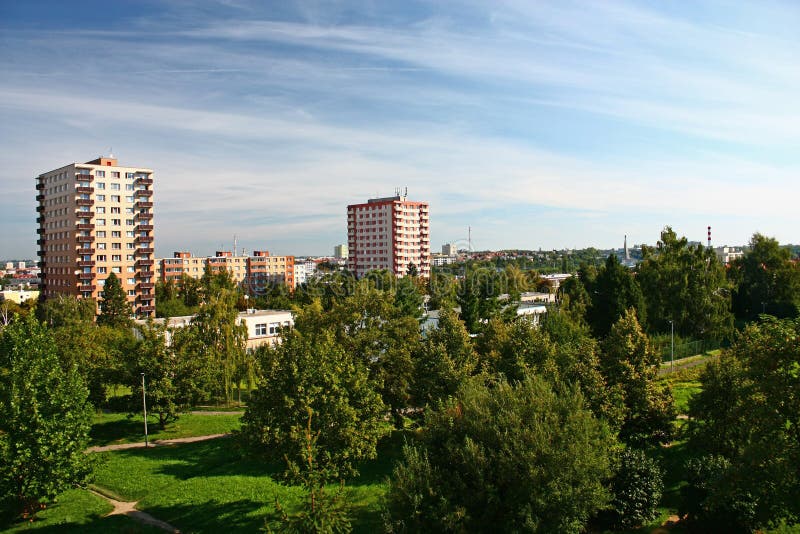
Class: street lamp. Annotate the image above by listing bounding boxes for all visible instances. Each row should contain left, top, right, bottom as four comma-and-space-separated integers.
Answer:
669, 320, 674, 373
141, 373, 149, 447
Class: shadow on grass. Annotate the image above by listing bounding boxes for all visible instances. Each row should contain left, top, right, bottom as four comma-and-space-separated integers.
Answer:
143, 499, 268, 533
4, 512, 165, 534
90, 418, 145, 447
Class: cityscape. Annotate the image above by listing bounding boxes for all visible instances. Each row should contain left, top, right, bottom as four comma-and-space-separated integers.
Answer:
1, 2, 800, 534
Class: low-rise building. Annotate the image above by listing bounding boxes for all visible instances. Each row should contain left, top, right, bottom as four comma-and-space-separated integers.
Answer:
715, 246, 744, 265
0, 289, 40, 304
134, 309, 294, 350
156, 250, 295, 291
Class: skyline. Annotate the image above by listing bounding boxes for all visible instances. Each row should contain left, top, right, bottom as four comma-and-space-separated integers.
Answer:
1, 0, 799, 258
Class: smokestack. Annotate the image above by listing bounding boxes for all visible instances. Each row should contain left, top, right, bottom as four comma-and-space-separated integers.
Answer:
707, 226, 711, 248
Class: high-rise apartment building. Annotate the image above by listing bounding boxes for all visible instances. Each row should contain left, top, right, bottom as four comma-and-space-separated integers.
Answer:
155, 250, 295, 292
334, 244, 349, 259
36, 156, 155, 317
347, 193, 430, 278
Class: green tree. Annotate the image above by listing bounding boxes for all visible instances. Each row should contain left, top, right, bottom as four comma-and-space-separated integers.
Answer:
602, 309, 675, 445
240, 328, 386, 481
0, 316, 93, 522
189, 289, 248, 404
729, 233, 800, 320
36, 294, 96, 328
637, 226, 732, 339
602, 448, 664, 529
385, 375, 617, 533
412, 308, 479, 407
97, 273, 132, 327
685, 317, 800, 530
587, 254, 646, 338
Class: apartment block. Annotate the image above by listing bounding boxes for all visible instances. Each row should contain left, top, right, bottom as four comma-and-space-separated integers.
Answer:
156, 250, 295, 292
35, 156, 155, 317
347, 192, 430, 278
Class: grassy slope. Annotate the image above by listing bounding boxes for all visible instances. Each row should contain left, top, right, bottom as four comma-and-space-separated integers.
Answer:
90, 412, 241, 446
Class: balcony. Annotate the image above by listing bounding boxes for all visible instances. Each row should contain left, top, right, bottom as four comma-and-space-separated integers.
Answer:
76, 186, 94, 194
137, 282, 154, 290
137, 224, 154, 231
79, 272, 94, 280
36, 216, 44, 224
77, 235, 94, 243
136, 235, 154, 243
36, 238, 45, 246
77, 248, 96, 254
137, 259, 154, 267
137, 247, 154, 254
37, 228, 44, 234
36, 182, 45, 190
37, 250, 45, 256
76, 211, 95, 218
137, 306, 155, 314
136, 212, 153, 221
36, 205, 44, 212
135, 201, 153, 208
76, 198, 94, 207
36, 193, 45, 202
76, 223, 95, 231
137, 270, 154, 277
135, 190, 153, 198
79, 284, 96, 292
78, 260, 95, 268
75, 174, 94, 182
135, 177, 153, 185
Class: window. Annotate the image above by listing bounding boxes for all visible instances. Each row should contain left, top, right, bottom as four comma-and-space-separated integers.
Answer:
125, 207, 134, 214
98, 279, 106, 287
112, 219, 121, 226
111, 172, 120, 178
125, 196, 134, 203
96, 170, 105, 177
268, 322, 281, 335
126, 184, 134, 191
127, 243, 135, 249
126, 172, 135, 179
112, 231, 121, 238
97, 243, 106, 250
96, 194, 105, 201
126, 219, 134, 226
111, 183, 120, 190
126, 231, 135, 237
98, 267, 107, 274
96, 182, 105, 190
111, 207, 120, 214
112, 243, 121, 250
111, 195, 121, 202
96, 207, 105, 214
97, 254, 106, 261
96, 219, 106, 226
255, 323, 267, 336
112, 255, 121, 262
127, 265, 135, 271
127, 290, 136, 296
96, 230, 106, 238
127, 278, 136, 284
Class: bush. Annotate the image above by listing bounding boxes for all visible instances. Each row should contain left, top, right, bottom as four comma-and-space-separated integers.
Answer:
604, 448, 664, 529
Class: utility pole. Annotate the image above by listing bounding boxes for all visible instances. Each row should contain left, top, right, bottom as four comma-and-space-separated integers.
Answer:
141, 373, 149, 447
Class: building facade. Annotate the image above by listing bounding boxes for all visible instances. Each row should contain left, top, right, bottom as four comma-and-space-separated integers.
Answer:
155, 250, 295, 291
334, 244, 349, 259
36, 156, 155, 317
346, 193, 430, 278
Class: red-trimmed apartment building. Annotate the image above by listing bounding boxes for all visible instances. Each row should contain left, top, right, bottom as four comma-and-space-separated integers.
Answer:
347, 193, 430, 278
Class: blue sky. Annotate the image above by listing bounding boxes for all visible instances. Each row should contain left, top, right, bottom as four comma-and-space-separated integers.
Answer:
1, 0, 798, 258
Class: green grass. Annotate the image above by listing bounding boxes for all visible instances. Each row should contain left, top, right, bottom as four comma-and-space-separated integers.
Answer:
0, 489, 162, 533
90, 412, 242, 447
670, 381, 702, 415
87, 433, 400, 533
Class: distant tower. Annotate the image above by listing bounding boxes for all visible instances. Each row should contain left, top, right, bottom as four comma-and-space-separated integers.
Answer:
624, 235, 630, 260
707, 226, 712, 248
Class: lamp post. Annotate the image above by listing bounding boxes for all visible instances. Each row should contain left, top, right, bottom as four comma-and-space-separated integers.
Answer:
141, 373, 149, 447
669, 320, 674, 373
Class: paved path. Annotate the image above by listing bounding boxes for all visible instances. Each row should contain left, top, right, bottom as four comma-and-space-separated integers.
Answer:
189, 410, 244, 416
90, 489, 180, 533
87, 433, 229, 453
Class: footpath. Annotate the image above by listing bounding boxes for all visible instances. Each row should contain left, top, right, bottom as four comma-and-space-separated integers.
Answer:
87, 432, 229, 453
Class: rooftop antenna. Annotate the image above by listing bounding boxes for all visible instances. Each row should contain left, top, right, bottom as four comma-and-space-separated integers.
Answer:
404, 186, 408, 197
108, 146, 114, 158
469, 226, 472, 252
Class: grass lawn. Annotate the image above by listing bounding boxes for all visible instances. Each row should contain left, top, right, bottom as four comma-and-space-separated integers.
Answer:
87, 432, 402, 533
0, 489, 162, 533
90, 412, 242, 447
669, 381, 702, 415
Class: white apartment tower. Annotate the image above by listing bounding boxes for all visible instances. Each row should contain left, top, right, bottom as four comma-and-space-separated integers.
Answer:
36, 156, 155, 317
347, 192, 430, 278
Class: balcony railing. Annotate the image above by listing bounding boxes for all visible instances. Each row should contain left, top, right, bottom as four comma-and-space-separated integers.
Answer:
137, 282, 154, 290
79, 284, 96, 292
36, 216, 44, 224
137, 306, 155, 313
75, 174, 94, 182
136, 212, 153, 220
137, 259, 154, 267
37, 250, 45, 256
37, 228, 44, 234
137, 270, 154, 277
76, 211, 95, 218
36, 182, 45, 190
137, 224, 154, 231
137, 247, 154, 254
77, 235, 94, 243
36, 205, 44, 212
76, 186, 94, 194
79, 273, 94, 280
78, 260, 95, 268
76, 223, 95, 231
76, 198, 94, 206
135, 190, 153, 198
136, 235, 154, 243
135, 177, 153, 185
77, 248, 96, 254
36, 238, 45, 246
135, 201, 153, 208
36, 194, 45, 201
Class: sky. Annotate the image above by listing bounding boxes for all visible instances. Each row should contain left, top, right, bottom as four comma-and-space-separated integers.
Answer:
1, 0, 798, 258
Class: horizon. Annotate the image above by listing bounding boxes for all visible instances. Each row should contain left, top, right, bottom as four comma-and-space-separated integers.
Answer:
2, 1, 798, 258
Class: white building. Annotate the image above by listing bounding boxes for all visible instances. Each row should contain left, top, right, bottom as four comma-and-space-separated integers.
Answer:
134, 309, 294, 350
442, 243, 457, 256
294, 263, 307, 286
0, 289, 40, 304
715, 246, 744, 265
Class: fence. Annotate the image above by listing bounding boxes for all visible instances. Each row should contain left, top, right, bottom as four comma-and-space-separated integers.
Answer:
656, 338, 721, 364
